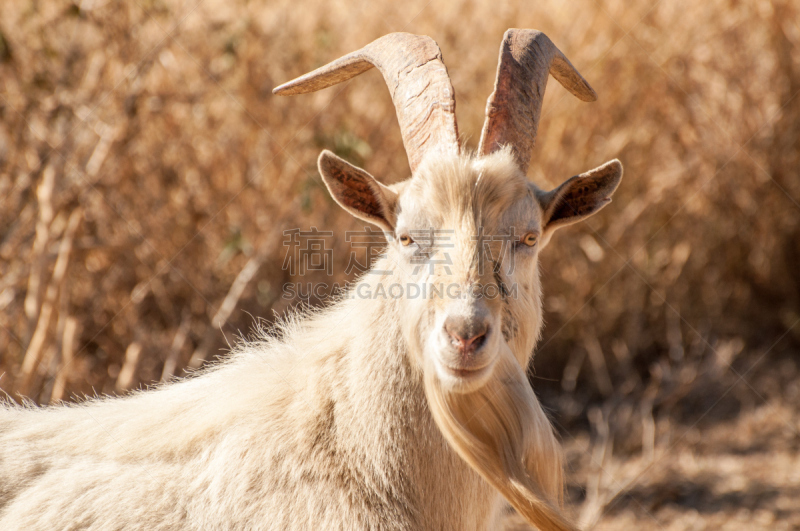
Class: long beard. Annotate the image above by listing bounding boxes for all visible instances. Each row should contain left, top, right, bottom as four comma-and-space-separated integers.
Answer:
423, 346, 577, 531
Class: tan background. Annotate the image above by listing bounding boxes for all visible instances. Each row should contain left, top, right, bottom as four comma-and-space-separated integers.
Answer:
1, 0, 799, 528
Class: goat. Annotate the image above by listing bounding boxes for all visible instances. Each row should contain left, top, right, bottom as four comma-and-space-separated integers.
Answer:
0, 30, 622, 530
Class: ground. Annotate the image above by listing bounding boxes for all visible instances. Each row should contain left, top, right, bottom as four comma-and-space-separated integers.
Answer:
568, 398, 800, 530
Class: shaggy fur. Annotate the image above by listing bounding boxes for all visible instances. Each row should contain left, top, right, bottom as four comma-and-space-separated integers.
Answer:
0, 149, 620, 530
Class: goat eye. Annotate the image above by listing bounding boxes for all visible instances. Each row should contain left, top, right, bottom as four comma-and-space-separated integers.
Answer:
399, 234, 414, 246
522, 233, 538, 247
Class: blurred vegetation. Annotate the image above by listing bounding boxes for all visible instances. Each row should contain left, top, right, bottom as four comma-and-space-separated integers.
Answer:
1, 1, 799, 523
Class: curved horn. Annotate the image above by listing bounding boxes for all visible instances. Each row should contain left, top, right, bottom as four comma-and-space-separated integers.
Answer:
273, 33, 459, 174
478, 29, 597, 174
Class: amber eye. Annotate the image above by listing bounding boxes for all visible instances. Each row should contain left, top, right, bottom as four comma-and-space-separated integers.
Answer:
522, 233, 538, 247
399, 234, 414, 246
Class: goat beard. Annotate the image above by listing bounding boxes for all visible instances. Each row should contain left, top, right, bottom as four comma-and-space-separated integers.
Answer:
423, 347, 578, 531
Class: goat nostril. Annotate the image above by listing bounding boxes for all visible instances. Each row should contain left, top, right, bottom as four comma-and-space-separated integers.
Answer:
444, 322, 489, 354
469, 332, 487, 351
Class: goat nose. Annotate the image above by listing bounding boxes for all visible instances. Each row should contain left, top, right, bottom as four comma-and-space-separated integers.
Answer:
444, 316, 489, 355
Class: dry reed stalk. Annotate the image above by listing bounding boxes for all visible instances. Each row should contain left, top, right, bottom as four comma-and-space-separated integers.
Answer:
579, 397, 661, 527
50, 316, 78, 403
85, 125, 117, 181
23, 164, 56, 340
161, 311, 191, 381
583, 332, 613, 397
561, 348, 586, 393
188, 254, 264, 369
37, 275, 72, 404
579, 406, 612, 529
18, 208, 82, 396
115, 341, 142, 393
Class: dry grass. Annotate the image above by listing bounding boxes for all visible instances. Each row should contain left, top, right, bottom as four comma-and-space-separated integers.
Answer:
1, 0, 799, 528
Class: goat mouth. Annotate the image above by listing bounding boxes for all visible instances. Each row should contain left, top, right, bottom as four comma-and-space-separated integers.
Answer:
441, 361, 493, 380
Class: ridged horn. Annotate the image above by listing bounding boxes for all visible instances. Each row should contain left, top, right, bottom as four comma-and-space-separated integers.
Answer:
478, 29, 597, 174
273, 33, 459, 174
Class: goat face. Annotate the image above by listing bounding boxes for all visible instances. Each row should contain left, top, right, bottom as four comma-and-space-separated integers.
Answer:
395, 150, 543, 394
317, 148, 622, 393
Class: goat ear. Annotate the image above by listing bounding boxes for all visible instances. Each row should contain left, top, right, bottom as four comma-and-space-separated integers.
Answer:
540, 159, 623, 232
318, 150, 398, 233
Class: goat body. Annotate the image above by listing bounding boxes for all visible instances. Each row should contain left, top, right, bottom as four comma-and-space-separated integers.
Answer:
1, 277, 504, 530
1, 29, 624, 531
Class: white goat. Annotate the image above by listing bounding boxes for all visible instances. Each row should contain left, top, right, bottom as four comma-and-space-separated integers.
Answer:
0, 30, 622, 531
